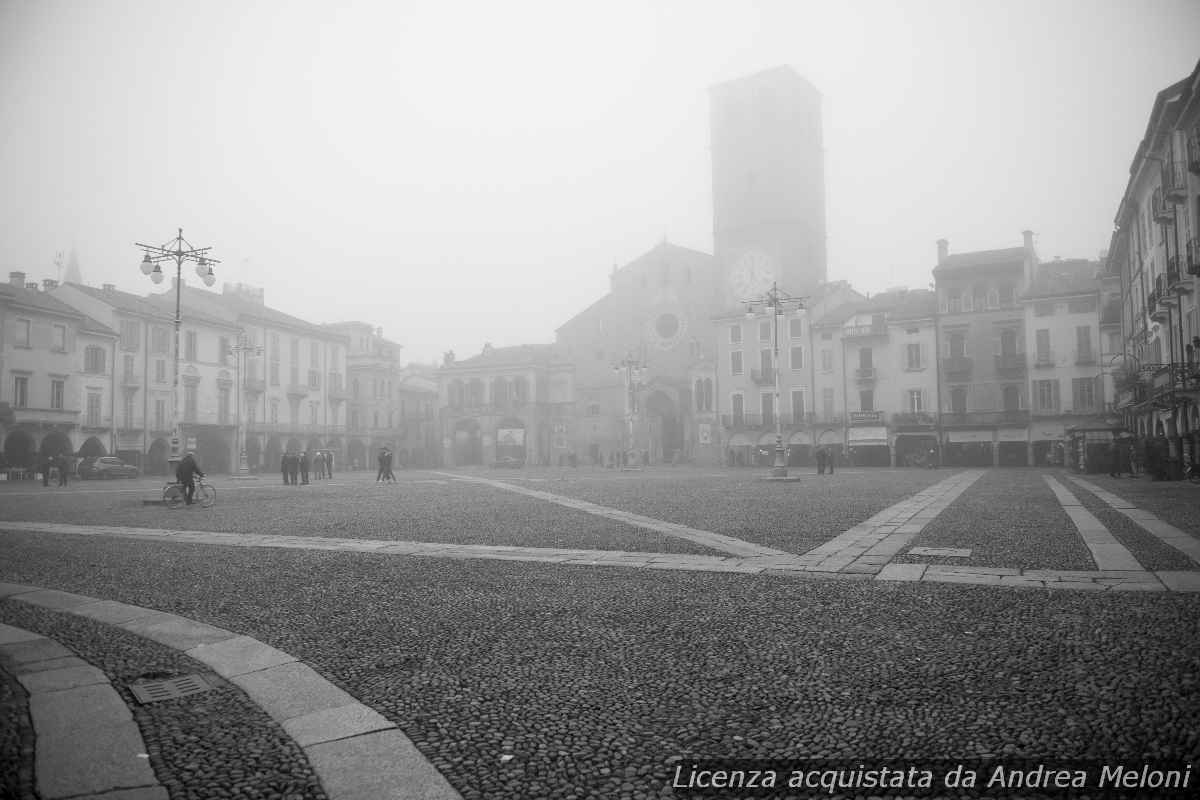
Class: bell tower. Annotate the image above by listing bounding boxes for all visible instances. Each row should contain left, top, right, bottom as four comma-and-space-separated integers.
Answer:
710, 66, 826, 308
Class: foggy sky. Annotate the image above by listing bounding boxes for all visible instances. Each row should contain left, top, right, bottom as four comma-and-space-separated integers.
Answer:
2, 0, 1198, 364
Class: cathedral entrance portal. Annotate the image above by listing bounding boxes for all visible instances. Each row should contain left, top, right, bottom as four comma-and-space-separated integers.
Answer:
645, 391, 683, 464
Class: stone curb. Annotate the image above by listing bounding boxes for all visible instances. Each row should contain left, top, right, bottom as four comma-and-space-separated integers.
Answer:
0, 583, 463, 800
0, 621, 166, 800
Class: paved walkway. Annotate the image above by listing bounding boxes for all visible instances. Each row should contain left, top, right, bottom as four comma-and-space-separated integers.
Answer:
434, 471, 791, 558
1043, 476, 1143, 571
799, 470, 984, 573
0, 581, 462, 800
2, 520, 1198, 592
1067, 476, 1200, 566
0, 620, 165, 800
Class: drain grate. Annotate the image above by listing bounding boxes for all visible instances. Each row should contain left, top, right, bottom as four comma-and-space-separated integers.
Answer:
129, 673, 212, 704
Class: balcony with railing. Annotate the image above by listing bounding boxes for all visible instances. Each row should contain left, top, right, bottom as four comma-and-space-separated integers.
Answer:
843, 323, 887, 339
750, 367, 776, 386
994, 353, 1027, 374
1151, 187, 1174, 224
855, 367, 876, 382
943, 356, 972, 377
1148, 286, 1169, 322
941, 409, 1030, 426
1073, 349, 1096, 366
1188, 238, 1200, 277
1034, 350, 1055, 368
891, 412, 938, 428
1163, 160, 1188, 202
1165, 255, 1186, 292
120, 372, 141, 389
848, 410, 884, 425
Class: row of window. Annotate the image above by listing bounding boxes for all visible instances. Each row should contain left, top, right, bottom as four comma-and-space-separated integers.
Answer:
446, 377, 531, 407
11, 319, 69, 351
939, 284, 1018, 314
728, 343, 928, 376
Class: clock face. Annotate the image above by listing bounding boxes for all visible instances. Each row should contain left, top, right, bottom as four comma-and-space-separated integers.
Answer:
729, 250, 776, 298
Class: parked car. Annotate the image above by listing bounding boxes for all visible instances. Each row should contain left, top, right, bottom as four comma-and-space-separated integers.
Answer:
78, 456, 139, 480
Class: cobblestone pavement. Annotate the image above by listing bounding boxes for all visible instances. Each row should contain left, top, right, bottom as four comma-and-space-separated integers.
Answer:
1, 466, 1199, 798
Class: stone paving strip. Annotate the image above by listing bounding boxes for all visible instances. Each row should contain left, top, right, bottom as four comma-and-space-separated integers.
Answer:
0, 581, 463, 800
4, 519, 1200, 593
799, 470, 986, 573
0, 621, 167, 800
1066, 476, 1200, 568
433, 471, 791, 558
1042, 476, 1144, 571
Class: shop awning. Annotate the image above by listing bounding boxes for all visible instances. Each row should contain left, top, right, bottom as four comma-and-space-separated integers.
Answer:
847, 426, 888, 446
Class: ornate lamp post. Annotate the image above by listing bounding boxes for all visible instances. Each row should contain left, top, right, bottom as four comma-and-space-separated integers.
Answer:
613, 350, 647, 469
136, 229, 219, 462
744, 282, 806, 478
229, 334, 263, 475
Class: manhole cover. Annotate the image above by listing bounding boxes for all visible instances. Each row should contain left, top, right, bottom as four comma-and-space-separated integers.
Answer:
129, 674, 212, 704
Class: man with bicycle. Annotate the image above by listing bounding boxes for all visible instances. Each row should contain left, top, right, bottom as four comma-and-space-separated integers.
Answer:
176, 452, 205, 506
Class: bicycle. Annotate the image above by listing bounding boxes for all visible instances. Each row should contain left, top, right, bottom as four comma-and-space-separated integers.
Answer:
163, 477, 216, 509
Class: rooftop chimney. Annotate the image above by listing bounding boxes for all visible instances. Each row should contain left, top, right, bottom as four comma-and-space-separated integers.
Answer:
25, 281, 38, 291
9, 271, 25, 287
936, 239, 948, 264
102, 283, 115, 292
1022, 230, 1034, 250
43, 279, 58, 291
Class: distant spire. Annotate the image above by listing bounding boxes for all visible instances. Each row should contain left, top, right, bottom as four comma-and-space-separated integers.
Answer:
63, 246, 82, 284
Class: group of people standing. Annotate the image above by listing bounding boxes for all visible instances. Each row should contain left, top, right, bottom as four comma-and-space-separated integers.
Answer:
376, 447, 397, 482
39, 453, 72, 487
281, 450, 334, 485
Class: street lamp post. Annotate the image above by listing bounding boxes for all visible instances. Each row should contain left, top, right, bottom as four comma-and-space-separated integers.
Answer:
744, 282, 806, 478
613, 351, 647, 469
229, 334, 263, 475
136, 229, 218, 462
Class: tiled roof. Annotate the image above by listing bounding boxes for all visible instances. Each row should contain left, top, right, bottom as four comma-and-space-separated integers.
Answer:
1025, 260, 1101, 298
147, 285, 344, 339
934, 247, 1026, 272
0, 283, 117, 335
64, 282, 174, 320
444, 343, 564, 370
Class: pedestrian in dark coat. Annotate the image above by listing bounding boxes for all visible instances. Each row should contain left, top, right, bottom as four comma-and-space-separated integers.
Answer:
176, 452, 205, 505
384, 448, 396, 482
377, 448, 388, 482
41, 454, 52, 487
281, 453, 290, 485
1109, 441, 1122, 478
324, 450, 334, 478
57, 453, 69, 486
288, 452, 300, 485
300, 451, 311, 485
313, 451, 325, 480
815, 447, 826, 475
825, 446, 836, 475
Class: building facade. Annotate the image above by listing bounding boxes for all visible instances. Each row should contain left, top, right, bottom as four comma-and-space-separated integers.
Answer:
1110, 59, 1200, 478
437, 344, 575, 467
1, 272, 118, 470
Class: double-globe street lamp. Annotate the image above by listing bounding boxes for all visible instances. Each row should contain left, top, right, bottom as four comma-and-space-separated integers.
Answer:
136, 229, 219, 462
613, 350, 647, 469
744, 282, 806, 478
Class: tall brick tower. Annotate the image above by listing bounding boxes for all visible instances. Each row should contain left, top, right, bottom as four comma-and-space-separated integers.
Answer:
710, 66, 826, 309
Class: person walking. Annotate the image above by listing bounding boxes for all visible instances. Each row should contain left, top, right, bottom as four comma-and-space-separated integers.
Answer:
40, 453, 52, 487
815, 446, 826, 475
281, 452, 290, 485
313, 451, 325, 480
300, 451, 311, 485
324, 450, 334, 479
288, 452, 300, 486
376, 448, 388, 482
176, 451, 205, 506
384, 448, 397, 482
1108, 441, 1122, 478
825, 446, 836, 475
57, 453, 70, 486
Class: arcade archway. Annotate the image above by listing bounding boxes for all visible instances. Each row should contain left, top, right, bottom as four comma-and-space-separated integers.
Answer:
147, 438, 170, 476
78, 436, 106, 459
645, 391, 683, 464
3, 429, 36, 468
41, 431, 74, 458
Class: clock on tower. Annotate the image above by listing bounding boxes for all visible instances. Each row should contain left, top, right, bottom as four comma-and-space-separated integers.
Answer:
728, 249, 777, 299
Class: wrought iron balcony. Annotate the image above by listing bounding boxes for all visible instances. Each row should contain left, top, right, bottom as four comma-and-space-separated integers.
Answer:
1189, 237, 1200, 276
1163, 160, 1188, 202
843, 323, 887, 339
994, 353, 1027, 374
890, 412, 937, 428
1034, 351, 1055, 368
943, 357, 972, 377
1151, 187, 1174, 224
855, 367, 876, 381
750, 367, 776, 386
848, 410, 884, 425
